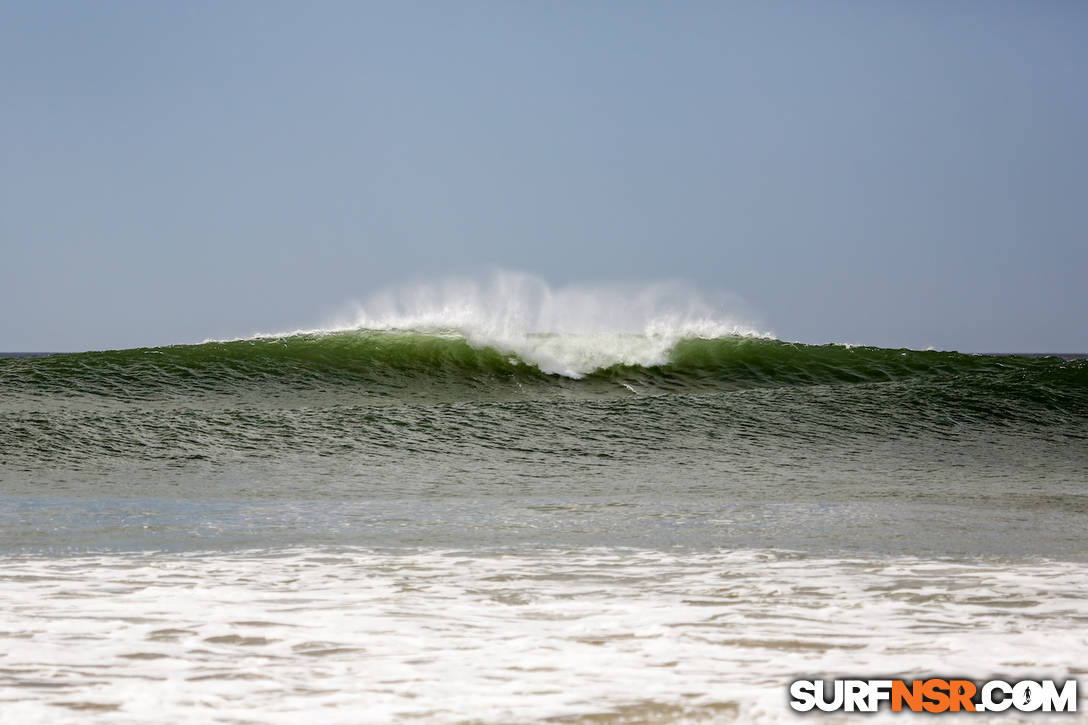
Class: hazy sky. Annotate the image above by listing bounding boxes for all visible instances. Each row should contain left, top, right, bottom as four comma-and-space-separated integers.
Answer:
3, 1, 1086, 352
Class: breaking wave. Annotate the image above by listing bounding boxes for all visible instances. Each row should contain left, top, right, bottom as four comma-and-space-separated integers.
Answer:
2, 330, 1085, 412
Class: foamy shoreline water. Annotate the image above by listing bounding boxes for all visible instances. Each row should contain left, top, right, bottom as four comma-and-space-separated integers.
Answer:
2, 547, 1086, 724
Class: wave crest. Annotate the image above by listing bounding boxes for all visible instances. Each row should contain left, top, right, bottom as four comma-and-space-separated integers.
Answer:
294, 271, 771, 377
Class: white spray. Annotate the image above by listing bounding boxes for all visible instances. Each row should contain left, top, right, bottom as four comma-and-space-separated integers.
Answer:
317, 271, 771, 377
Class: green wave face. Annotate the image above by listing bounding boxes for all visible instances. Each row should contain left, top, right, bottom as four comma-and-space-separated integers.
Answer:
2, 330, 1085, 408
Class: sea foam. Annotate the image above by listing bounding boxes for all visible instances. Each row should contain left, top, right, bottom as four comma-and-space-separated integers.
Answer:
2, 548, 1085, 724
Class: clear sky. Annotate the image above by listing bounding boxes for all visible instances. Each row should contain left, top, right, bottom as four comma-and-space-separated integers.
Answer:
2, 1, 1086, 352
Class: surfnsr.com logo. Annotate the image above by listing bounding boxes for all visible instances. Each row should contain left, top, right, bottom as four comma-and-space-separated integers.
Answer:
789, 679, 1078, 713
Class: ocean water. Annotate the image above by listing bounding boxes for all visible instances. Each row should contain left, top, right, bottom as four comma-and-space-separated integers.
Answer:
1, 324, 1087, 722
